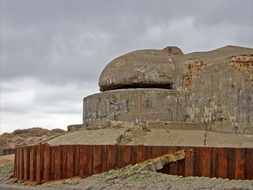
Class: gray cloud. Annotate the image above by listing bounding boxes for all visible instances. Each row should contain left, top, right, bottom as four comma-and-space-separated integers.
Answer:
1, 0, 253, 133
2, 0, 253, 82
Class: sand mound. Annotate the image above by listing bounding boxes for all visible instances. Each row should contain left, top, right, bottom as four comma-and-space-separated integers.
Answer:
0, 127, 65, 148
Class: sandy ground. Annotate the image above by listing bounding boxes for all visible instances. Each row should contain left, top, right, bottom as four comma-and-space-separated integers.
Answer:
0, 154, 14, 164
40, 164, 253, 190
0, 154, 15, 184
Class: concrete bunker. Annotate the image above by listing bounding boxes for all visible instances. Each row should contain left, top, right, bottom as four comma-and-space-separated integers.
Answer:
83, 45, 253, 134
98, 49, 179, 92
83, 47, 184, 126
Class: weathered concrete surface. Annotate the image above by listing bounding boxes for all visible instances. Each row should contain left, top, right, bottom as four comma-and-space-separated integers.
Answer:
99, 50, 177, 91
83, 88, 183, 125
85, 45, 253, 134
67, 124, 84, 132
174, 45, 253, 134
46, 126, 253, 148
47, 128, 127, 145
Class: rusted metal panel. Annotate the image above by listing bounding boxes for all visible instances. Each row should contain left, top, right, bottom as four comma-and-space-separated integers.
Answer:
200, 147, 212, 177
227, 148, 235, 179
14, 145, 253, 183
184, 148, 194, 177
15, 147, 19, 179
116, 145, 123, 168
151, 145, 163, 158
235, 148, 245, 179
50, 146, 55, 180
218, 148, 228, 178
178, 159, 185, 176
136, 145, 146, 163
245, 148, 253, 179
61, 145, 67, 179
104, 145, 110, 171
66, 145, 74, 178
43, 144, 50, 182
23, 146, 30, 181
130, 145, 138, 164
193, 147, 200, 176
101, 145, 107, 172
93, 145, 102, 174
79, 145, 88, 178
86, 145, 93, 176
18, 147, 22, 180
19, 147, 24, 180
54, 146, 61, 180
74, 145, 80, 176
35, 145, 42, 183
121, 145, 131, 167
88, 145, 93, 176
107, 145, 116, 170
144, 145, 152, 160
16, 147, 20, 180
210, 147, 218, 177
29, 146, 36, 181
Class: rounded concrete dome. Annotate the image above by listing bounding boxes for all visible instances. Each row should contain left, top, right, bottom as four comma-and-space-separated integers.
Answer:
99, 48, 181, 91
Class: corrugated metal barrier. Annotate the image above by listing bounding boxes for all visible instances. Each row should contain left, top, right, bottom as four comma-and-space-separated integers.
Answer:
13, 144, 253, 184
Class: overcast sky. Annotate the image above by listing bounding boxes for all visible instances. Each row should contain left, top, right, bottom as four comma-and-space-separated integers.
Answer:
1, 0, 253, 134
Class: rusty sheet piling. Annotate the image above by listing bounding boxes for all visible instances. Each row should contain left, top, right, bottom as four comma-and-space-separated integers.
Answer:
13, 144, 253, 184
